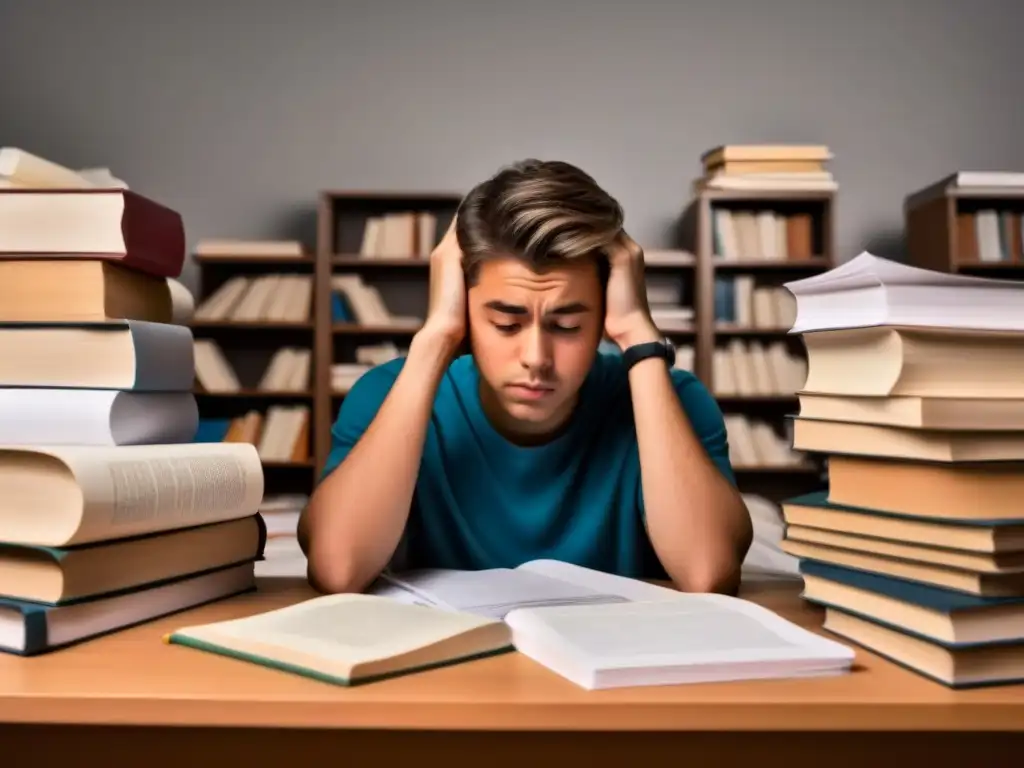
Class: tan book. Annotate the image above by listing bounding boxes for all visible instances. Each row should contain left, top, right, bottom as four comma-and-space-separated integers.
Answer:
826, 454, 1024, 522
821, 608, 1024, 688
165, 593, 514, 686
781, 493, 1024, 553
797, 392, 1024, 431
800, 325, 1024, 398
0, 442, 264, 546
0, 515, 264, 604
791, 417, 1024, 462
701, 145, 833, 166
0, 147, 95, 188
785, 524, 1024, 574
780, 538, 1024, 596
0, 260, 172, 323
0, 320, 193, 390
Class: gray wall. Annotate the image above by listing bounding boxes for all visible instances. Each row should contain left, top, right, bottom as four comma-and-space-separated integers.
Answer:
3, 0, 1023, 293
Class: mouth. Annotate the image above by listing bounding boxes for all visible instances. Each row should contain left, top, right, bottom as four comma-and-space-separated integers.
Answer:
506, 383, 555, 400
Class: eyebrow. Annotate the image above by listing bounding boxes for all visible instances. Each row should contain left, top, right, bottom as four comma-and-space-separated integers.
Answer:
484, 300, 591, 316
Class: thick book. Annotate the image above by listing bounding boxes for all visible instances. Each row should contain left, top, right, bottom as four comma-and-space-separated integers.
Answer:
0, 515, 265, 604
799, 560, 1024, 647
783, 251, 1024, 334
0, 320, 194, 390
165, 593, 515, 686
370, 559, 854, 689
0, 561, 255, 656
0, 442, 264, 546
0, 187, 185, 278
167, 560, 852, 689
0, 260, 174, 323
0, 388, 199, 445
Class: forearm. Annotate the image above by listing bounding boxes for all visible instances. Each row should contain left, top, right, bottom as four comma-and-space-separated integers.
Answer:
629, 358, 753, 594
301, 329, 456, 594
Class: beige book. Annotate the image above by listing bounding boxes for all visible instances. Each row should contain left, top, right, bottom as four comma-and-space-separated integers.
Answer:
167, 278, 194, 324
165, 593, 514, 687
792, 417, 1024, 462
194, 239, 303, 257
194, 339, 240, 392
781, 495, 1024, 554
2, 562, 255, 656
780, 539, 1024, 597
417, 211, 437, 256
194, 276, 251, 320
727, 340, 756, 395
821, 608, 1024, 688
712, 208, 737, 259
1, 515, 262, 604
801, 325, 1024, 398
0, 441, 263, 546
786, 525, 1024, 575
0, 260, 173, 323
0, 320, 193, 391
796, 392, 1024, 431
360, 217, 384, 257
0, 147, 95, 188
801, 572, 1024, 647
713, 348, 737, 395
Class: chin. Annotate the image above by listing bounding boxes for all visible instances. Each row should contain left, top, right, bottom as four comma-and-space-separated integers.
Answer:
501, 395, 564, 426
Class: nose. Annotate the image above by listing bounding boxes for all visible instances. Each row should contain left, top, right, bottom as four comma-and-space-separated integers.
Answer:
520, 326, 553, 376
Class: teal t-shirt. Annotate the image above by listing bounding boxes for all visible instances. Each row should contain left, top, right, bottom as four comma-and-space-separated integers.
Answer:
320, 351, 735, 580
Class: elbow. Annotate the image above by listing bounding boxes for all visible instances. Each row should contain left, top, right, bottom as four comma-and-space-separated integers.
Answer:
306, 550, 374, 595
672, 557, 743, 596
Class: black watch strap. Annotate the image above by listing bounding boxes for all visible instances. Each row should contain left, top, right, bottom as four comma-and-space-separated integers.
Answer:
622, 340, 675, 371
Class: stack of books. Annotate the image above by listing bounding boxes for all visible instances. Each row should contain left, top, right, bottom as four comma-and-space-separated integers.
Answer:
778, 251, 1024, 688
695, 144, 837, 192
0, 147, 266, 656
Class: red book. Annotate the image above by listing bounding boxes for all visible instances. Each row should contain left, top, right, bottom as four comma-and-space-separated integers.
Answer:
0, 188, 186, 278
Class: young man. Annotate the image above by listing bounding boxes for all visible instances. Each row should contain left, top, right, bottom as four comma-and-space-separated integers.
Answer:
299, 159, 752, 596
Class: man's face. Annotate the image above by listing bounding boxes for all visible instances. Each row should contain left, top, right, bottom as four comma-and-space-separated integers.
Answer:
467, 256, 604, 441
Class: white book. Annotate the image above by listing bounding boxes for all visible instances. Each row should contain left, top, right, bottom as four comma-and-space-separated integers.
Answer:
370, 559, 853, 689
0, 388, 198, 445
783, 251, 1024, 334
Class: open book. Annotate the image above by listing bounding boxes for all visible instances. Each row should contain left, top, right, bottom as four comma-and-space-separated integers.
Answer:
167, 560, 853, 689
783, 251, 1024, 334
370, 560, 852, 688
165, 594, 514, 686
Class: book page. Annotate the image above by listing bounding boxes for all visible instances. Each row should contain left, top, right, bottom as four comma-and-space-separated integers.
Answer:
506, 597, 854, 665
172, 594, 503, 668
35, 442, 263, 544
516, 559, 685, 602
784, 251, 1021, 295
374, 567, 628, 619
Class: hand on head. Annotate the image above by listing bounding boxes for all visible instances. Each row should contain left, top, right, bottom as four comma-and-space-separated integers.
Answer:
423, 214, 468, 348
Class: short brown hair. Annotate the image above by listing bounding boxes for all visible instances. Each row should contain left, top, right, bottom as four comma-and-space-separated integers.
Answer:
456, 159, 623, 285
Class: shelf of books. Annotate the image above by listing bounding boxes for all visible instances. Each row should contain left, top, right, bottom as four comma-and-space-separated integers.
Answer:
188, 239, 315, 534
904, 171, 1024, 275
687, 144, 839, 501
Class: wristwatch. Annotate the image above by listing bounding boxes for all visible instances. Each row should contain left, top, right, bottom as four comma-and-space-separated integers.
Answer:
622, 337, 676, 371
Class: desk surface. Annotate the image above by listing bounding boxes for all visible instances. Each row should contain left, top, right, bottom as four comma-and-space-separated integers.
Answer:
1, 577, 1022, 733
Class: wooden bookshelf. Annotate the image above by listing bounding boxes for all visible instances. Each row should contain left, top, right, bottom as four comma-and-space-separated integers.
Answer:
189, 251, 317, 497
686, 188, 836, 500
314, 190, 463, 470
904, 176, 1024, 274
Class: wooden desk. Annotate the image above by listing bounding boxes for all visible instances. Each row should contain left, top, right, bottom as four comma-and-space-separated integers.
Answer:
2, 577, 1023, 767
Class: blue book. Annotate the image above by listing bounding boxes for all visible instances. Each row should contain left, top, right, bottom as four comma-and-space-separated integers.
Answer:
798, 559, 1024, 689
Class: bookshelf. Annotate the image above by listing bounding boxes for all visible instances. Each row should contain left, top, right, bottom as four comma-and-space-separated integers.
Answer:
686, 188, 836, 501
904, 176, 1024, 274
189, 252, 317, 497
314, 190, 463, 471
